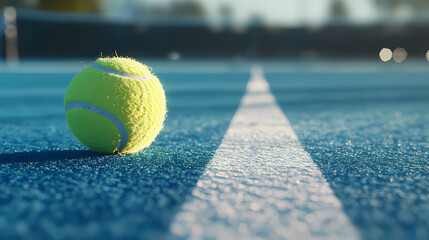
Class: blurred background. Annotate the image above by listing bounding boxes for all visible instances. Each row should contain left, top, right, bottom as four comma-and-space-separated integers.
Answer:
1, 0, 429, 61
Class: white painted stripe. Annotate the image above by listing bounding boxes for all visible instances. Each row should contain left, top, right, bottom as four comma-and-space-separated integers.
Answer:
91, 63, 154, 80
169, 66, 360, 240
66, 101, 128, 152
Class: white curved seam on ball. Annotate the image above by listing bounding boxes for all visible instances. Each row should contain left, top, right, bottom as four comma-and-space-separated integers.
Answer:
66, 101, 128, 152
92, 63, 153, 80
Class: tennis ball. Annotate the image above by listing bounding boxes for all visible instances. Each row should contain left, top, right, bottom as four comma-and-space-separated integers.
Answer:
64, 57, 167, 154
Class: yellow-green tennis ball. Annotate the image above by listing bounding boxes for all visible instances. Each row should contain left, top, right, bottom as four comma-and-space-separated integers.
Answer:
64, 57, 167, 154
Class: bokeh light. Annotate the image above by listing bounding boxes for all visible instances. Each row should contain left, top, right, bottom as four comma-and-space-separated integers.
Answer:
379, 48, 392, 62
168, 51, 180, 60
392, 47, 407, 63
4, 6, 17, 22
426, 50, 429, 61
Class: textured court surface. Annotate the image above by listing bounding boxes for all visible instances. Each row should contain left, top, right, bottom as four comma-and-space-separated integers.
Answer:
0, 60, 428, 240
269, 71, 429, 240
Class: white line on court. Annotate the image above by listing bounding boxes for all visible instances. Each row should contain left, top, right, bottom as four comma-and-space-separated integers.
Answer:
168, 66, 360, 240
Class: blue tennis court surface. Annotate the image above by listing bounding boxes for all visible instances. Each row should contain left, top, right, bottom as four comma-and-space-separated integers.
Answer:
0, 60, 428, 239
269, 72, 429, 240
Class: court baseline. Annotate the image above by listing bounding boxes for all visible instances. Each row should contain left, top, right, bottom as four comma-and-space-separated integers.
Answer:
168, 66, 360, 239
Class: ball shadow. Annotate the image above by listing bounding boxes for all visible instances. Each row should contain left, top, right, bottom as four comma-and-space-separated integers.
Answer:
0, 150, 99, 164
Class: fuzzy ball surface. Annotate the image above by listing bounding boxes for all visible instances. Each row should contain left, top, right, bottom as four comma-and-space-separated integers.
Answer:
64, 57, 167, 154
